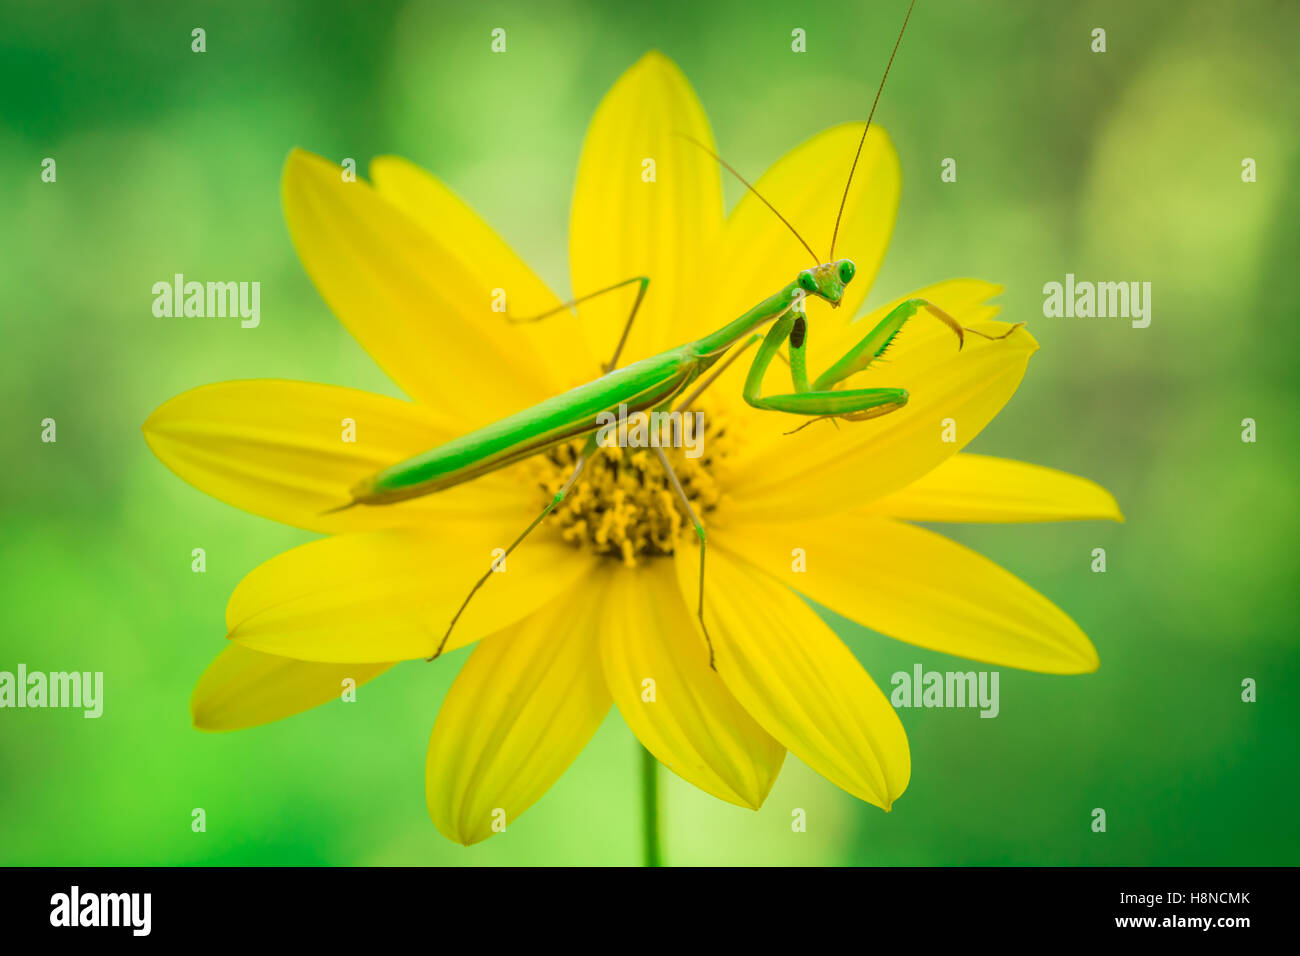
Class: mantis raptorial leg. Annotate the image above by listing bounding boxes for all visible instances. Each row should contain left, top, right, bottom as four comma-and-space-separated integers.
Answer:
744, 299, 969, 421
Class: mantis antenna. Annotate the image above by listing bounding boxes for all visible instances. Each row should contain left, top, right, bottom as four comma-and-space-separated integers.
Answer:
675, 132, 820, 266
829, 0, 917, 259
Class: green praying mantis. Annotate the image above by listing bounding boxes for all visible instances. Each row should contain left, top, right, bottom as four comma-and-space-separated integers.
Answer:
328, 0, 1018, 668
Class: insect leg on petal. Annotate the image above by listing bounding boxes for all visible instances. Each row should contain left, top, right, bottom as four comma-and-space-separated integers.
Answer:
652, 444, 716, 671
428, 431, 600, 662
504, 275, 651, 372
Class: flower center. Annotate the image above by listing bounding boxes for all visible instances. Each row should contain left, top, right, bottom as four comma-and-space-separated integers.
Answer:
528, 405, 734, 567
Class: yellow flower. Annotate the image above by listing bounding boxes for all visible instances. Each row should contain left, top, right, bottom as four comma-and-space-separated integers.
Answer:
144, 52, 1121, 846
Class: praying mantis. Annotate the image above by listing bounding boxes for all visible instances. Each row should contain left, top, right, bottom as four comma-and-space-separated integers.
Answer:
328, 0, 1018, 668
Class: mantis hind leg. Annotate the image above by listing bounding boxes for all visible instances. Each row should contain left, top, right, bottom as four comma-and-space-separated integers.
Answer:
505, 276, 650, 372
652, 445, 716, 671
428, 431, 599, 662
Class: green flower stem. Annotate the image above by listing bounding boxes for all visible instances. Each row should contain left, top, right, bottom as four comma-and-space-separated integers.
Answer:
641, 745, 662, 867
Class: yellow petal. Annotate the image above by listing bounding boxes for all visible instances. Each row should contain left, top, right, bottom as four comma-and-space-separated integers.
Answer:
728, 512, 1099, 674
143, 379, 528, 533
871, 453, 1125, 524
723, 280, 1029, 522
599, 562, 785, 809
227, 523, 598, 663
282, 148, 574, 426
191, 643, 392, 732
675, 544, 909, 809
569, 51, 723, 361
369, 155, 597, 383
426, 586, 610, 845
708, 124, 899, 342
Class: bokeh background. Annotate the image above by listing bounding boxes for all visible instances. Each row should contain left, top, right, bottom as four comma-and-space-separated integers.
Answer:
2, 0, 1297, 865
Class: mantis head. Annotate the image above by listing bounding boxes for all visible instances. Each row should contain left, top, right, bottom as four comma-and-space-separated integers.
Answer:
797, 259, 856, 308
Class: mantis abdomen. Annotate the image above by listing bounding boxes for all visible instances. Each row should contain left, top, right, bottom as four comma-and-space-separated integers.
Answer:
347, 344, 704, 506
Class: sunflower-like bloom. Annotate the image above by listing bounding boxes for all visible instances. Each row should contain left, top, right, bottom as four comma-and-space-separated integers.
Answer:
144, 52, 1121, 845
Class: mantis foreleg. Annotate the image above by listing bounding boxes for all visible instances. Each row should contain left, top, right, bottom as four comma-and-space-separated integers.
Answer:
812, 299, 1025, 391
813, 298, 962, 390
743, 312, 908, 421
741, 296, 1004, 425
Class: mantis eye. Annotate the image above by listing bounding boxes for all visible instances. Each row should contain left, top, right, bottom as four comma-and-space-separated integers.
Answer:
797, 270, 818, 293
838, 260, 856, 284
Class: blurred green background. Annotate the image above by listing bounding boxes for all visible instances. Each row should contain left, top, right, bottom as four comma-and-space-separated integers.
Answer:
2, 0, 1297, 865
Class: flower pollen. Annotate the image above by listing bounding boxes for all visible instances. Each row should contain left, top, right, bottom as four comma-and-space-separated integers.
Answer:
530, 406, 734, 567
